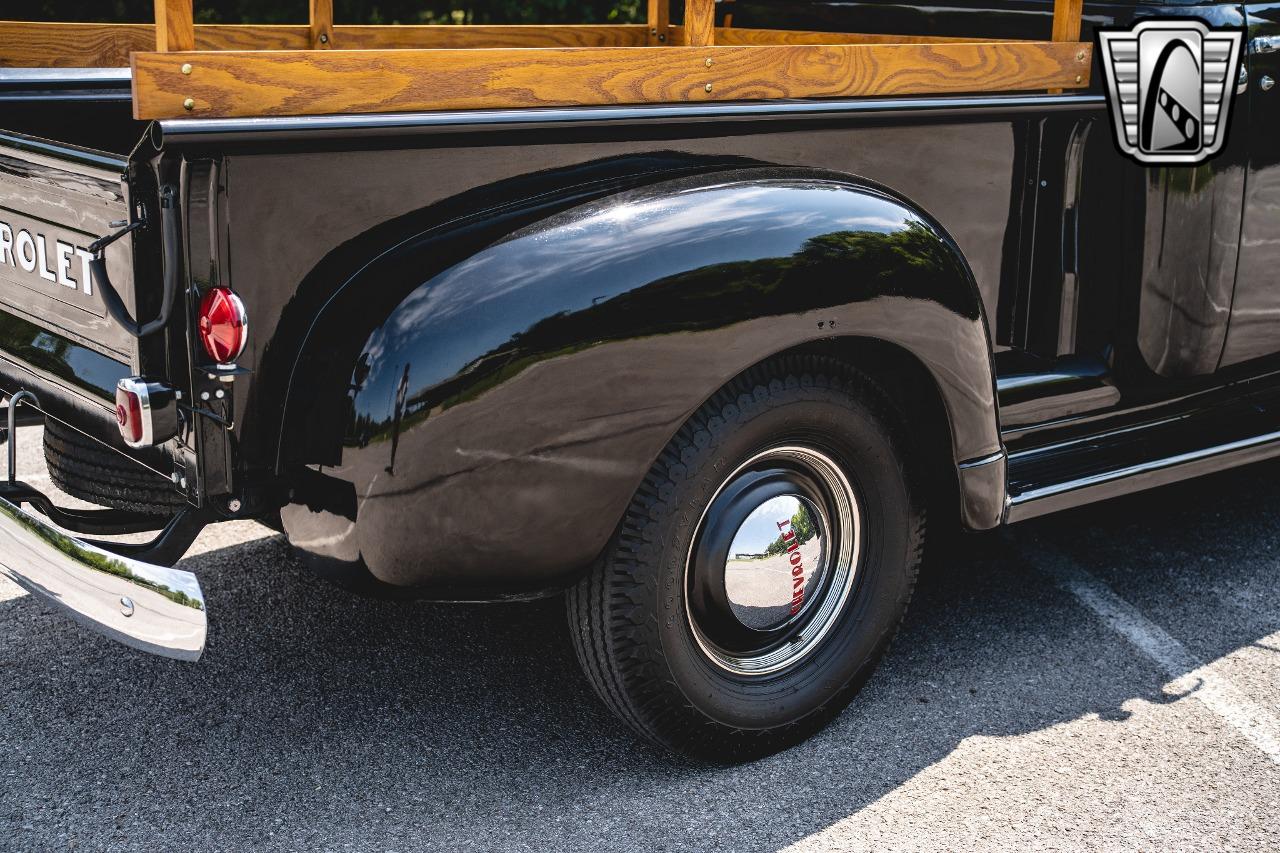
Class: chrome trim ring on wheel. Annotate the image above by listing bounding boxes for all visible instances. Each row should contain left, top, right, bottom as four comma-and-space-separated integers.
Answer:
684, 445, 861, 676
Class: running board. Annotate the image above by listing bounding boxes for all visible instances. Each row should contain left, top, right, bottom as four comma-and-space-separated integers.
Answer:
1007, 428, 1280, 521
1005, 387, 1280, 522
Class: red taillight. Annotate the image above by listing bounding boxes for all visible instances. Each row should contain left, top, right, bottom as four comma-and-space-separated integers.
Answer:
115, 379, 179, 449
197, 287, 248, 364
115, 385, 144, 445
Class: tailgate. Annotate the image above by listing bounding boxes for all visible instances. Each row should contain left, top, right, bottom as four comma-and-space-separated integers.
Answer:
0, 131, 139, 370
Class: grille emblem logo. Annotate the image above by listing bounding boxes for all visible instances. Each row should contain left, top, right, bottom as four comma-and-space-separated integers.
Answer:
1098, 19, 1244, 165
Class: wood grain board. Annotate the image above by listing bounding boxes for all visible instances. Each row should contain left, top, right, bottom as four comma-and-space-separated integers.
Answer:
683, 0, 716, 47
690, 27, 1007, 46
1052, 0, 1085, 43
153, 0, 194, 52
0, 22, 651, 67
309, 0, 333, 50
131, 41, 1093, 120
0, 21, 1008, 68
646, 0, 671, 46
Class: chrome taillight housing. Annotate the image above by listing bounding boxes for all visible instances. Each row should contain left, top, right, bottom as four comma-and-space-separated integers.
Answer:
116, 378, 180, 448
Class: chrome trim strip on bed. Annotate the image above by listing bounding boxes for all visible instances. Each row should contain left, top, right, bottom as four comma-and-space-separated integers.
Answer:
0, 68, 132, 85
156, 93, 1109, 143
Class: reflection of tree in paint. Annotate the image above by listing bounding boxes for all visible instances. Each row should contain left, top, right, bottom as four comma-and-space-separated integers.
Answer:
7, 502, 205, 611
385, 363, 411, 474
763, 509, 816, 557
347, 220, 967, 445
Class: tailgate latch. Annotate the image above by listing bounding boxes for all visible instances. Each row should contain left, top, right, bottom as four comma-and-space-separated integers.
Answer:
88, 184, 180, 339
87, 217, 145, 256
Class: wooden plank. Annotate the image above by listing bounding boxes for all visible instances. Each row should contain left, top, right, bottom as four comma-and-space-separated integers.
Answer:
683, 0, 716, 47
0, 20, 1053, 67
647, 0, 671, 45
1052, 0, 1084, 42
310, 0, 334, 50
689, 27, 1008, 46
132, 41, 1094, 120
154, 0, 195, 52
0, 20, 1007, 67
0, 22, 152, 67
336, 24, 648, 50
0, 22, 651, 67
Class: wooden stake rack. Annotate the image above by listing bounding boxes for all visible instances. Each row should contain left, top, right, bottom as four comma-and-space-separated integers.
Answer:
0, 0, 1091, 121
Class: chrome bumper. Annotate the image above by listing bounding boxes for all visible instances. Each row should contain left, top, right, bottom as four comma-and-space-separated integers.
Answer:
0, 494, 205, 660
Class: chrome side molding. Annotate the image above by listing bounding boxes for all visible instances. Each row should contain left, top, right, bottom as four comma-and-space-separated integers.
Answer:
1251, 35, 1280, 55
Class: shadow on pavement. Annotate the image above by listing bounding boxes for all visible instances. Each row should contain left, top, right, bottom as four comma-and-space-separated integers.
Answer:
2, 460, 1278, 851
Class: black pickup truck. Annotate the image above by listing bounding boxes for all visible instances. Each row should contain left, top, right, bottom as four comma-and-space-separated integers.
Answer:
0, 0, 1277, 761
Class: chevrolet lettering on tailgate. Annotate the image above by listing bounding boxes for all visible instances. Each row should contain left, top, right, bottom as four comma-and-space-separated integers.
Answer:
0, 216, 95, 299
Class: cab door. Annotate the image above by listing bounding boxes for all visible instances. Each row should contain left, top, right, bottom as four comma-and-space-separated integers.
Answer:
1221, 4, 1280, 369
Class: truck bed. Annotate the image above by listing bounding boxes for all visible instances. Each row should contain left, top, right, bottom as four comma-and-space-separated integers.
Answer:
0, 0, 1092, 120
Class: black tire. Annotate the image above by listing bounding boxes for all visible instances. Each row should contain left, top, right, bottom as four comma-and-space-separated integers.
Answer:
567, 356, 925, 761
43, 418, 184, 516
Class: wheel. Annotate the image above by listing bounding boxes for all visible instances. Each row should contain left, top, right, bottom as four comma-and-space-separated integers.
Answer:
42, 418, 185, 515
568, 356, 925, 761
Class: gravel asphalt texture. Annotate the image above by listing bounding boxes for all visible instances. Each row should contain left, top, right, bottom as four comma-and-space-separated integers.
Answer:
1, 425, 1278, 851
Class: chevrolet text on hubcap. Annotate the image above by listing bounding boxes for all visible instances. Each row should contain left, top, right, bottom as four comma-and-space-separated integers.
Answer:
685, 446, 861, 676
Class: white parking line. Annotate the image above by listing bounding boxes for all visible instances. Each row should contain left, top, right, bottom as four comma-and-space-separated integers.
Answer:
1036, 542, 1280, 766
0, 575, 25, 602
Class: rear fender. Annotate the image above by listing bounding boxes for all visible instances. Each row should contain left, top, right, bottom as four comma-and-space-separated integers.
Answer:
280, 168, 1001, 594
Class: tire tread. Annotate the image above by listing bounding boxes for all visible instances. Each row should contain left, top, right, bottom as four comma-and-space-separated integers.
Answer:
42, 419, 184, 516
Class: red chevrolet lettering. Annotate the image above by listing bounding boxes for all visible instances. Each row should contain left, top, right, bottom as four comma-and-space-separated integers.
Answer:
779, 518, 806, 614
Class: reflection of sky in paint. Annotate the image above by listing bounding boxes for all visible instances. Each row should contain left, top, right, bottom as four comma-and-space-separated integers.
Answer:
730, 496, 803, 556
66, 347, 128, 395
22, 329, 128, 397
355, 183, 911, 420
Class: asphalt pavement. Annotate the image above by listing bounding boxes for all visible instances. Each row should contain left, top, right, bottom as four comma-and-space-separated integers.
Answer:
1, 425, 1278, 852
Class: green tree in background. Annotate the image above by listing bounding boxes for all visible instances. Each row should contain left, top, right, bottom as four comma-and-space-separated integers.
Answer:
790, 508, 816, 545
26, 1, 640, 24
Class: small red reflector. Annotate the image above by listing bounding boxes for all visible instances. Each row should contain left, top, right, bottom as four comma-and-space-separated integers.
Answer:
197, 287, 248, 364
115, 387, 143, 445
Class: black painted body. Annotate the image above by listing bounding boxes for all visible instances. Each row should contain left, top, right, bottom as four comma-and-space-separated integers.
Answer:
1, 0, 1279, 597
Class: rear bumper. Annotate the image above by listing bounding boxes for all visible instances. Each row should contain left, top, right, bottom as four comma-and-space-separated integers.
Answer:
0, 494, 205, 660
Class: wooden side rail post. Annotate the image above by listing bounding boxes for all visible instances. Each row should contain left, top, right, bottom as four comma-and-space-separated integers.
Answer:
1050, 0, 1084, 92
154, 0, 195, 52
684, 0, 715, 47
647, 0, 671, 44
310, 0, 334, 49
1052, 0, 1084, 43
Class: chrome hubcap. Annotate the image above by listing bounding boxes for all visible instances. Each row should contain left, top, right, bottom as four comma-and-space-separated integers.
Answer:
723, 494, 829, 632
685, 446, 861, 676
